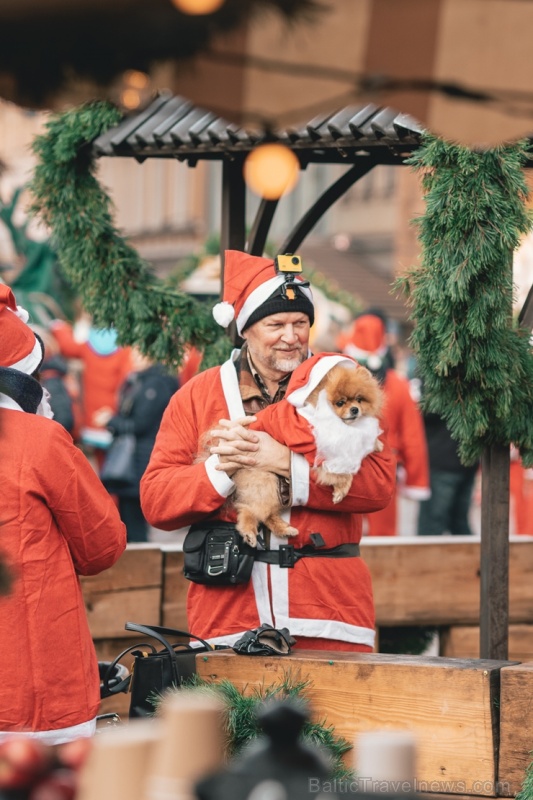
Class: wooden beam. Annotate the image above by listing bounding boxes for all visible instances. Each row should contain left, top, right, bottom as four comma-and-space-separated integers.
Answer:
196, 650, 506, 793
480, 446, 510, 660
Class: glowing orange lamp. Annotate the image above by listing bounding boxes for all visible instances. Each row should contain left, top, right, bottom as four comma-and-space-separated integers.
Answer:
170, 0, 225, 14
244, 143, 300, 200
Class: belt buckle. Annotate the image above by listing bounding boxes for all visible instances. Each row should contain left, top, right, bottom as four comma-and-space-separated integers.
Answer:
278, 545, 296, 568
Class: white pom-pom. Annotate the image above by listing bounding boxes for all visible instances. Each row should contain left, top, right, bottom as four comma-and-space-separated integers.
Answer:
212, 301, 235, 328
15, 305, 29, 323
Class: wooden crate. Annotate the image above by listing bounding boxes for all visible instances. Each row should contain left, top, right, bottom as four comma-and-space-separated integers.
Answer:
498, 661, 533, 796
196, 650, 508, 795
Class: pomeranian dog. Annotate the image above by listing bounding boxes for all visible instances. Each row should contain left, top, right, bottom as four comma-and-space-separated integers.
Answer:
229, 361, 384, 547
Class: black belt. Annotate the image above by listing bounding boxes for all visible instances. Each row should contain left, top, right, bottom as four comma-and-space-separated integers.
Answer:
254, 543, 360, 569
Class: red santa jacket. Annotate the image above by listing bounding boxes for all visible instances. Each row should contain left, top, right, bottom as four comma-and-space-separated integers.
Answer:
140, 352, 396, 650
381, 370, 429, 499
51, 321, 132, 433
0, 408, 126, 735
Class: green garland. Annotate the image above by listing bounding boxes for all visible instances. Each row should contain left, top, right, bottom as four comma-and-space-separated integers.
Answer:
517, 754, 533, 800
30, 102, 232, 370
156, 673, 354, 781
396, 135, 533, 467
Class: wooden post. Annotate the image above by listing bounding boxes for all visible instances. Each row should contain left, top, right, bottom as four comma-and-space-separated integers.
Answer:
220, 155, 246, 346
480, 444, 510, 659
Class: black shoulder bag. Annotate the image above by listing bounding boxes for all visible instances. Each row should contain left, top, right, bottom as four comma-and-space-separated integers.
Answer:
183, 521, 360, 586
103, 622, 216, 718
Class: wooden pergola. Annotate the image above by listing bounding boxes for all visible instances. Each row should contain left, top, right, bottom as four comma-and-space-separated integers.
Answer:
92, 91, 533, 661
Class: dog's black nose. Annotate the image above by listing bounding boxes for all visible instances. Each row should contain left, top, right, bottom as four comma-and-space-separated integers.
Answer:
349, 406, 360, 417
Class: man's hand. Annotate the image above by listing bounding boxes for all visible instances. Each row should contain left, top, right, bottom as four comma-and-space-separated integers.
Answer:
210, 417, 290, 478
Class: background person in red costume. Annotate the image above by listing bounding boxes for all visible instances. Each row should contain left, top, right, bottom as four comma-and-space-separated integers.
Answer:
50, 314, 132, 471
337, 310, 430, 536
141, 251, 395, 653
0, 285, 126, 744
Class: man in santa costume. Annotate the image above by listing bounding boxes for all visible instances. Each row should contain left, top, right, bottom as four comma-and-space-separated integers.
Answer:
141, 251, 395, 652
337, 310, 430, 536
0, 284, 126, 743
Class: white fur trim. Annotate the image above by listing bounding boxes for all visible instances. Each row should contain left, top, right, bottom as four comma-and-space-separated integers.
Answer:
291, 452, 310, 506
11, 337, 43, 376
236, 275, 313, 335
237, 275, 284, 334
14, 305, 29, 323
400, 486, 431, 501
219, 354, 246, 419
212, 301, 235, 328
204, 454, 236, 498
343, 342, 388, 363
287, 355, 355, 409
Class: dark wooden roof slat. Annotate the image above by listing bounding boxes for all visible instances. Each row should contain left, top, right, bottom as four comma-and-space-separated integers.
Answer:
393, 112, 425, 140
327, 106, 365, 139
166, 106, 214, 145
370, 108, 404, 139
188, 111, 219, 144
348, 104, 381, 138
306, 111, 337, 141
108, 93, 173, 150
205, 118, 242, 145
132, 95, 186, 145
148, 96, 195, 143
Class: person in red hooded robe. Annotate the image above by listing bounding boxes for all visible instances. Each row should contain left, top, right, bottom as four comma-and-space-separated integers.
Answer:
0, 285, 126, 744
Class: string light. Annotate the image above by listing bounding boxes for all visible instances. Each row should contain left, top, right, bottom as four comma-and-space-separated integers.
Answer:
244, 143, 300, 200
170, 0, 225, 14
115, 70, 152, 111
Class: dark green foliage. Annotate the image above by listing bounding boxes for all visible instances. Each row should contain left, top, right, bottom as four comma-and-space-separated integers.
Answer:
29, 102, 232, 371
378, 626, 438, 656
516, 754, 533, 800
158, 672, 354, 781
396, 136, 533, 467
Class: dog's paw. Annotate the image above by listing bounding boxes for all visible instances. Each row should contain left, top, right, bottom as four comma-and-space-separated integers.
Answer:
332, 488, 347, 504
284, 525, 299, 538
241, 531, 257, 547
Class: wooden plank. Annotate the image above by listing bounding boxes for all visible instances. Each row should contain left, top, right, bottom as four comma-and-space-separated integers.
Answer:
161, 550, 189, 631
81, 545, 162, 593
441, 625, 533, 663
196, 651, 507, 794
498, 662, 533, 796
85, 587, 161, 638
361, 537, 533, 626
82, 546, 163, 638
362, 538, 481, 625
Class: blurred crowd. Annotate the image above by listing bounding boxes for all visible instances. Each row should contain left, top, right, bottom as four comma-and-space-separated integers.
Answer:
29, 305, 532, 542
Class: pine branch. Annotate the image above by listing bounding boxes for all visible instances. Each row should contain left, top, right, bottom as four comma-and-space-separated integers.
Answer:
159, 672, 354, 780
395, 135, 533, 467
29, 101, 232, 371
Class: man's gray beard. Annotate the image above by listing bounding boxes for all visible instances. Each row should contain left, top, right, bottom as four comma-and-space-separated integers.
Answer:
270, 351, 307, 373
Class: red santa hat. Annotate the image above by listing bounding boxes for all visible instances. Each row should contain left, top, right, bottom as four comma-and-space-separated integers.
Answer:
212, 250, 314, 336
285, 352, 358, 409
0, 284, 44, 374
336, 312, 388, 371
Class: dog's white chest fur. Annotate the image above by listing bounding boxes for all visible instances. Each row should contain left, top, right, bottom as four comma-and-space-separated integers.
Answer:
298, 389, 381, 474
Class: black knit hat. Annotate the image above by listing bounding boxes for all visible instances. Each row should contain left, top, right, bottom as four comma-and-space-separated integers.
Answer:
242, 283, 315, 332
